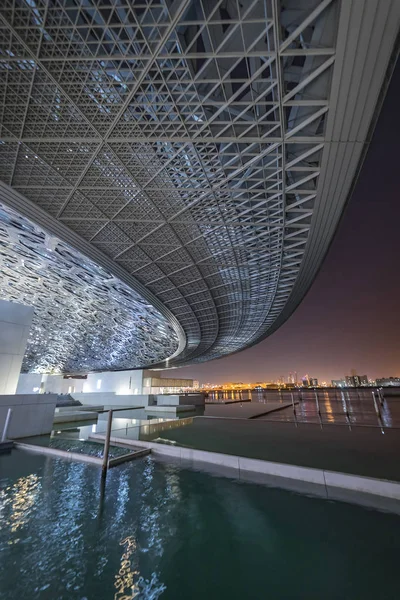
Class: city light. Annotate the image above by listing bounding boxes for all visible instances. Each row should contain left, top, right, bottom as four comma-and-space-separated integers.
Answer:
197, 371, 400, 391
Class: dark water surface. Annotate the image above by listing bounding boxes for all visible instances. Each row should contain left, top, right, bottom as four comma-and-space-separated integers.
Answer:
208, 389, 400, 428
0, 450, 399, 600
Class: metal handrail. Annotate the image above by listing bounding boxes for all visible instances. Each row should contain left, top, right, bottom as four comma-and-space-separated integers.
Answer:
1, 408, 12, 442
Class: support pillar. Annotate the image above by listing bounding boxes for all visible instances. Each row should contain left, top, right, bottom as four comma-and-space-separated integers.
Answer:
0, 299, 33, 394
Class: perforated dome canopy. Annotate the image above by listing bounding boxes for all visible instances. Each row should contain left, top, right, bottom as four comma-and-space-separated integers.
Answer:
0, 0, 398, 371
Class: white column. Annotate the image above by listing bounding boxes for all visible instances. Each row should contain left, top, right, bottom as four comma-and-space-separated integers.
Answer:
0, 299, 34, 394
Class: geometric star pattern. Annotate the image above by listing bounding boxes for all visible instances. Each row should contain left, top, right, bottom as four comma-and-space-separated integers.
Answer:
0, 201, 180, 372
0, 0, 398, 370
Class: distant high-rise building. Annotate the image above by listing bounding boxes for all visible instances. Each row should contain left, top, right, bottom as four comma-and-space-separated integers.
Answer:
310, 378, 318, 387
376, 377, 400, 387
332, 380, 346, 387
345, 374, 368, 387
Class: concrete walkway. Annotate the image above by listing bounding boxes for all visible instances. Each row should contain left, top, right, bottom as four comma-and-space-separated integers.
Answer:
153, 417, 400, 482
90, 429, 400, 512
203, 402, 293, 419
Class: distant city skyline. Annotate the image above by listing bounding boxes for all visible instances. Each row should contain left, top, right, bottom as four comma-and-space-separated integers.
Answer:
169, 370, 395, 387
163, 64, 400, 386
162, 353, 399, 387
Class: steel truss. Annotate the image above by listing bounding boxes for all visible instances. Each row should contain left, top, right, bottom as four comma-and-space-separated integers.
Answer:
0, 0, 398, 369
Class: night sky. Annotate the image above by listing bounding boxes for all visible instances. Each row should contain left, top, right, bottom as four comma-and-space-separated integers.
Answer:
164, 62, 400, 385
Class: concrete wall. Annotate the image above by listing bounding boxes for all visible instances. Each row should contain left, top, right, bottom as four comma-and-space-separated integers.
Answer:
62, 378, 85, 394
17, 373, 87, 395
82, 370, 144, 394
17, 371, 144, 396
16, 369, 200, 400
0, 300, 34, 394
16, 373, 42, 394
156, 394, 205, 406
143, 376, 193, 387
71, 392, 155, 407
0, 394, 57, 439
41, 374, 63, 394
42, 374, 86, 395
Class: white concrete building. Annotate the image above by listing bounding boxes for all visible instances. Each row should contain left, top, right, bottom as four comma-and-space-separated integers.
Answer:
17, 369, 195, 399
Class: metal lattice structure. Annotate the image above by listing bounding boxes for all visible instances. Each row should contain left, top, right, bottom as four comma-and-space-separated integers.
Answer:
0, 0, 398, 370
0, 201, 180, 372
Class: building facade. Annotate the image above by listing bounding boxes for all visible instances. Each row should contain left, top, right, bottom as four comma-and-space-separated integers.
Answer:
345, 375, 369, 387
331, 380, 346, 388
17, 370, 195, 396
376, 378, 400, 387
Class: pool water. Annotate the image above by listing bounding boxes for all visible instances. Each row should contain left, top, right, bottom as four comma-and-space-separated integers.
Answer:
0, 450, 399, 599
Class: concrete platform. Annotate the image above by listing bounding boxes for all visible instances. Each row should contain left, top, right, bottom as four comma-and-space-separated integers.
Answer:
206, 399, 252, 405
145, 405, 196, 414
149, 418, 400, 483
203, 402, 293, 419
15, 441, 151, 469
156, 394, 205, 406
53, 411, 98, 424
56, 405, 104, 412
89, 431, 400, 513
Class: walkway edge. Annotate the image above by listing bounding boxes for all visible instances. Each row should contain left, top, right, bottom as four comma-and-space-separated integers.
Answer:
89, 434, 400, 509
0, 440, 13, 454
15, 441, 103, 465
248, 401, 298, 419
108, 448, 151, 467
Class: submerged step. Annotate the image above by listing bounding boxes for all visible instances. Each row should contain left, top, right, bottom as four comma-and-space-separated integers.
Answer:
14, 439, 151, 469
89, 432, 400, 513
0, 440, 14, 454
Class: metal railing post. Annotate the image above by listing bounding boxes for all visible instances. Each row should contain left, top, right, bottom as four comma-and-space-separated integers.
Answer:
291, 392, 298, 426
372, 391, 382, 418
378, 387, 384, 405
1, 408, 12, 442
314, 389, 323, 427
314, 389, 320, 415
372, 391, 384, 430
342, 391, 351, 428
102, 409, 113, 477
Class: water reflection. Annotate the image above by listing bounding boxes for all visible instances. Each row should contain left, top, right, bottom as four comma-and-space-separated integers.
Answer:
206, 389, 400, 429
115, 536, 139, 599
91, 414, 195, 443
1, 452, 400, 599
0, 474, 41, 539
0, 455, 169, 599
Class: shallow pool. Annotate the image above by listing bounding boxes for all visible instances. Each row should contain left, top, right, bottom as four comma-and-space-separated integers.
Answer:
0, 450, 399, 599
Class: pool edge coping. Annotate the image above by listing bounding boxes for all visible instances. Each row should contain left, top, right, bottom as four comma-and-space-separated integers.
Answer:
88, 433, 400, 505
